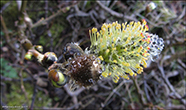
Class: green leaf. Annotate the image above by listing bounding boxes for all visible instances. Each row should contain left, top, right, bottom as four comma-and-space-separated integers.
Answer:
0, 58, 18, 78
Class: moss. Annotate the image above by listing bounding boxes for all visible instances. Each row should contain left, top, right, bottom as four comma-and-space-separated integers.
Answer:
4, 81, 52, 108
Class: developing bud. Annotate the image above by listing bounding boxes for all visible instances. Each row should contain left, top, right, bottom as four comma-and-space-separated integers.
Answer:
48, 69, 68, 88
42, 52, 58, 68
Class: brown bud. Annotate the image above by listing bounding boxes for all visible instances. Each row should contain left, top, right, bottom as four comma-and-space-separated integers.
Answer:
48, 69, 67, 88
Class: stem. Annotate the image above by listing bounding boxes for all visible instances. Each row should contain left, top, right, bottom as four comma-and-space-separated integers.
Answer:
131, 77, 146, 106
18, 0, 28, 25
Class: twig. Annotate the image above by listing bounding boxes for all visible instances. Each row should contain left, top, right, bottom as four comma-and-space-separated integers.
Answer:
96, 0, 138, 21
164, 50, 186, 65
125, 82, 134, 109
96, 0, 123, 18
80, 98, 95, 109
158, 64, 186, 105
31, 2, 79, 29
144, 80, 151, 103
102, 80, 131, 107
63, 84, 85, 97
145, 81, 158, 103
98, 82, 112, 90
131, 77, 146, 106
19, 68, 29, 105
63, 84, 85, 109
30, 82, 37, 110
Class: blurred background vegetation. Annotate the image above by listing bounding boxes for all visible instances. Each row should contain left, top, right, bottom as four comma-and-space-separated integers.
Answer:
0, 0, 185, 109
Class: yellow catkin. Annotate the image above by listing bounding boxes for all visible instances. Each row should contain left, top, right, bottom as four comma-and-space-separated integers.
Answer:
89, 21, 164, 83
102, 72, 108, 77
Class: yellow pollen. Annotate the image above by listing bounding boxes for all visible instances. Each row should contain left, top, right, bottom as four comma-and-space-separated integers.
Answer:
100, 38, 103, 43
113, 60, 117, 63
112, 48, 116, 51
113, 37, 117, 42
133, 42, 137, 46
135, 64, 140, 68
117, 72, 121, 75
106, 49, 110, 54
98, 56, 103, 61
136, 54, 140, 57
123, 74, 129, 79
101, 45, 105, 48
144, 50, 147, 53
142, 19, 147, 25
128, 37, 131, 41
102, 28, 105, 33
97, 32, 100, 36
145, 25, 149, 31
125, 40, 129, 44
112, 22, 116, 26
122, 62, 130, 67
102, 72, 108, 77
92, 28, 97, 33
104, 36, 107, 39
112, 43, 115, 47
124, 48, 127, 52
116, 24, 121, 29
113, 66, 117, 70
130, 21, 134, 26
129, 72, 134, 76
108, 24, 112, 28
